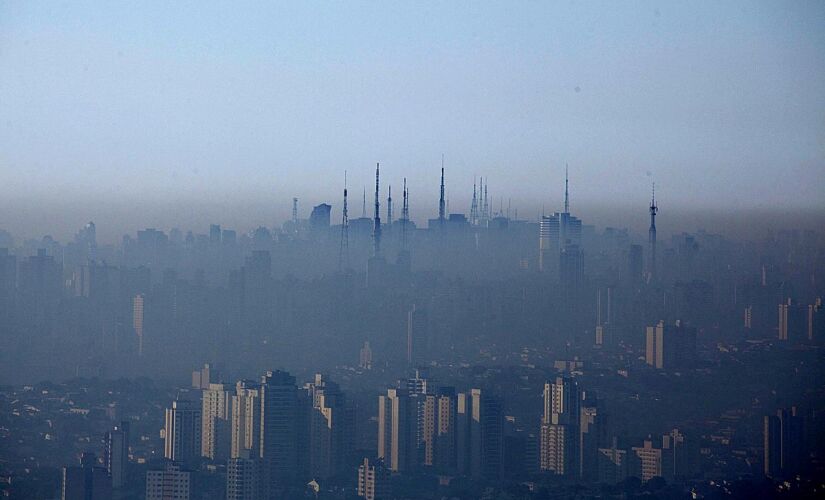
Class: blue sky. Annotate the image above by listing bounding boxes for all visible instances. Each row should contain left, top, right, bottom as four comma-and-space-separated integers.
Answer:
0, 1, 823, 239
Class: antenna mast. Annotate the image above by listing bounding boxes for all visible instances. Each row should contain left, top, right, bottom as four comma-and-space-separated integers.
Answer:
387, 185, 393, 227
339, 171, 349, 271
438, 155, 446, 227
564, 163, 569, 214
373, 163, 382, 257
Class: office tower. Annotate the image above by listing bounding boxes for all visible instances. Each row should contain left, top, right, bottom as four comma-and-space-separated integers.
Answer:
305, 374, 354, 479
595, 287, 615, 347
645, 320, 697, 370
209, 224, 221, 244
377, 388, 417, 472
231, 380, 261, 459
628, 244, 643, 283
538, 168, 582, 274
259, 370, 305, 490
778, 298, 807, 342
404, 369, 429, 395
597, 438, 628, 484
579, 404, 605, 481
104, 421, 130, 489
201, 383, 231, 460
227, 451, 262, 500
357, 458, 390, 500
764, 407, 803, 478
61, 452, 112, 500
164, 400, 202, 467
421, 387, 457, 472
457, 389, 503, 480
309, 203, 331, 235
540, 377, 580, 476
645, 321, 664, 369
192, 363, 218, 390
145, 463, 190, 500
663, 428, 694, 480
407, 305, 428, 366
359, 341, 373, 370
647, 183, 658, 280
629, 438, 666, 482
560, 243, 584, 305
133, 294, 144, 356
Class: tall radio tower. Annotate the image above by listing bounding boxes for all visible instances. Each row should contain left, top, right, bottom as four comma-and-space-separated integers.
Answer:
373, 163, 382, 257
339, 171, 349, 272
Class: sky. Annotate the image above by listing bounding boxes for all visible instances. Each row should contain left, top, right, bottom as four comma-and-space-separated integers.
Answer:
0, 1, 824, 242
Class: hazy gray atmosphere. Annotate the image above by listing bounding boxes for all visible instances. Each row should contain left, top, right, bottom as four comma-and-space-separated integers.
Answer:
1, 1, 824, 242
1, 2, 824, 500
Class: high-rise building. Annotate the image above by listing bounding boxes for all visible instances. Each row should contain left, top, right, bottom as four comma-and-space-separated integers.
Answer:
309, 204, 332, 235
133, 294, 145, 356
359, 341, 373, 370
645, 320, 697, 370
456, 388, 503, 480
231, 380, 261, 459
778, 298, 808, 342
421, 387, 457, 472
305, 374, 354, 480
579, 404, 606, 481
540, 377, 580, 476
597, 438, 628, 484
226, 451, 262, 500
764, 407, 803, 478
629, 439, 665, 482
357, 458, 390, 500
407, 306, 428, 366
201, 383, 231, 460
539, 168, 582, 275
377, 388, 417, 472
259, 370, 306, 490
145, 462, 190, 500
164, 400, 202, 467
61, 452, 111, 500
104, 421, 130, 489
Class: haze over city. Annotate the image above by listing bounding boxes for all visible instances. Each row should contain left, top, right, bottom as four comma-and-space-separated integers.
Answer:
0, 2, 824, 500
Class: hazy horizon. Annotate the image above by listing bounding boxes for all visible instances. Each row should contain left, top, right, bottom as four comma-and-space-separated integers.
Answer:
2, 1, 824, 223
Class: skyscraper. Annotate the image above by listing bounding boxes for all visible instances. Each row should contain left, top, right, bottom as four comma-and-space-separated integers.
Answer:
259, 370, 305, 490
61, 452, 111, 500
201, 383, 231, 460
133, 294, 144, 356
764, 407, 803, 478
357, 458, 390, 500
456, 388, 503, 480
226, 451, 262, 500
540, 377, 581, 476
104, 421, 130, 489
645, 320, 697, 370
164, 400, 202, 468
145, 462, 190, 500
539, 167, 582, 275
305, 374, 354, 480
231, 380, 261, 459
377, 388, 417, 472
